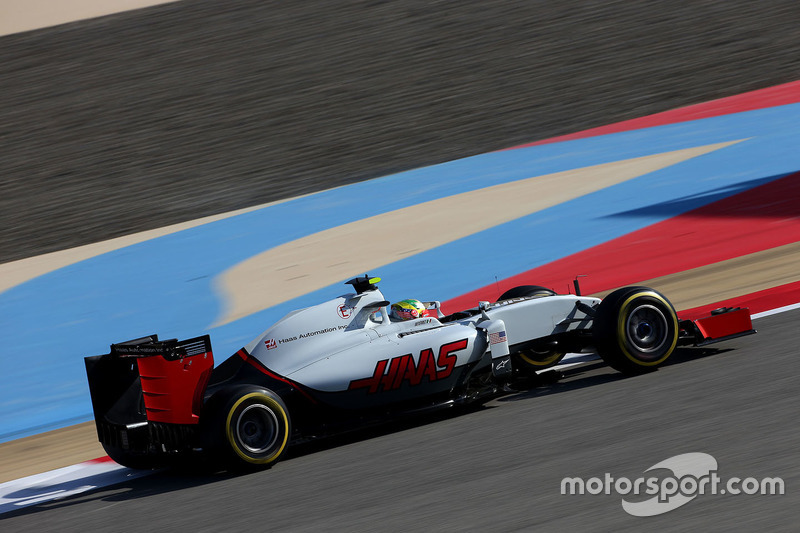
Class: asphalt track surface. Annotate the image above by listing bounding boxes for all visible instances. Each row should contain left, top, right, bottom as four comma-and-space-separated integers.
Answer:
2, 0, 800, 530
3, 309, 797, 530
3, 0, 800, 263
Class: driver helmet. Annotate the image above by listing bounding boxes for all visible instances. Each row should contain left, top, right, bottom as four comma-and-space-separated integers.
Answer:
391, 299, 428, 321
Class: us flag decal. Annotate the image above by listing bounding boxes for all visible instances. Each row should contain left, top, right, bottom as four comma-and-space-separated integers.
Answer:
489, 331, 506, 344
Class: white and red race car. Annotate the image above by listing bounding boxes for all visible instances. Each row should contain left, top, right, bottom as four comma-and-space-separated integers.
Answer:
85, 276, 754, 470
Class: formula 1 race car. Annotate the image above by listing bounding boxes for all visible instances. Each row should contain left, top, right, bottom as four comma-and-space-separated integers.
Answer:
84, 276, 755, 470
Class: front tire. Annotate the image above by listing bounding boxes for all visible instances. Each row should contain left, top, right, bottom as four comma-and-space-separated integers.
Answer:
592, 287, 679, 375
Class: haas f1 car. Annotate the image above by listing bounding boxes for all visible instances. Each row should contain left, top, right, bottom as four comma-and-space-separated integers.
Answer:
85, 276, 755, 469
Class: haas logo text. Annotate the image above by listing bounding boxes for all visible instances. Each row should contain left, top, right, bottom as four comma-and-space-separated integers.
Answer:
348, 339, 468, 393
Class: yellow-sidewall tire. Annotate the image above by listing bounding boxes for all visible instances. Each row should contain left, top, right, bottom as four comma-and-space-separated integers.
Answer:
224, 389, 291, 467
593, 287, 679, 375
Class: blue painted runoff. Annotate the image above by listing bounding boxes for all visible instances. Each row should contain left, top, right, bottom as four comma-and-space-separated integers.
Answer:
2, 103, 800, 442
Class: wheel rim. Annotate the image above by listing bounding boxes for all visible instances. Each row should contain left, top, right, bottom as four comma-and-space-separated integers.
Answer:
235, 404, 279, 454
625, 304, 668, 355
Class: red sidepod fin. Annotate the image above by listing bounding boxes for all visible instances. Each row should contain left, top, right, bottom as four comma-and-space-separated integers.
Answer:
679, 307, 756, 347
119, 335, 214, 425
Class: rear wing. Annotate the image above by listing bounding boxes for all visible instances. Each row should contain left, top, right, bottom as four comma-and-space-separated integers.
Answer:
109, 335, 192, 360
679, 307, 756, 347
85, 334, 214, 434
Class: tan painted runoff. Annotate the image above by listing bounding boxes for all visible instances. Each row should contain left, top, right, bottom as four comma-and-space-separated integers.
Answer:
592, 241, 800, 310
0, 196, 320, 296
0, 0, 181, 36
0, 422, 103, 483
212, 141, 742, 326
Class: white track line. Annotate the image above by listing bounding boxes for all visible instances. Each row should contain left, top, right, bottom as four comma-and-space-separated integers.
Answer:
0, 459, 149, 515
752, 302, 800, 319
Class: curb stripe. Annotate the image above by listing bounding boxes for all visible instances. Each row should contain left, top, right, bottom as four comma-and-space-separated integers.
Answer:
508, 80, 800, 148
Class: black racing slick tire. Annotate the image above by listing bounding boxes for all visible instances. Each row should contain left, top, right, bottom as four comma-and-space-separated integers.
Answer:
592, 286, 679, 375
214, 387, 292, 469
497, 285, 556, 302
497, 286, 564, 372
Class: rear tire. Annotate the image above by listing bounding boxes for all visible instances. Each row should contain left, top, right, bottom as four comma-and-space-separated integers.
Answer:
218, 387, 291, 468
592, 287, 679, 375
